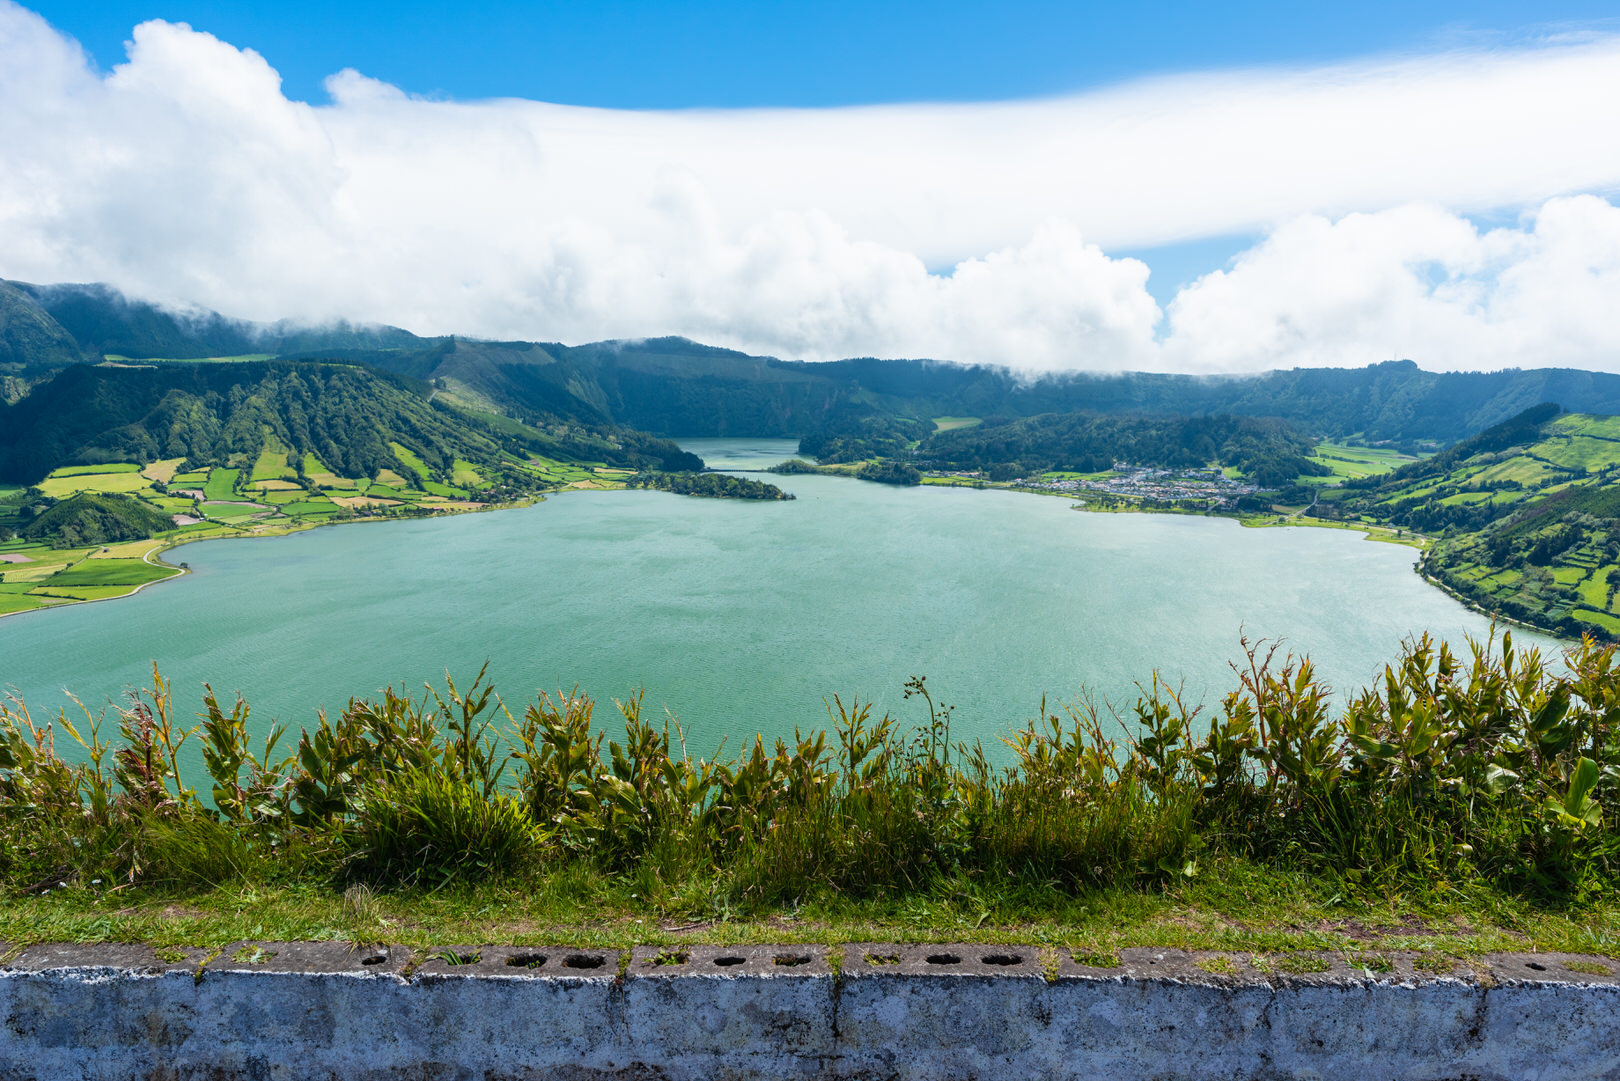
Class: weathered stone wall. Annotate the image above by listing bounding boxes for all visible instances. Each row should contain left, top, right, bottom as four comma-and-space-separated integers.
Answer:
1, 940, 1617, 1080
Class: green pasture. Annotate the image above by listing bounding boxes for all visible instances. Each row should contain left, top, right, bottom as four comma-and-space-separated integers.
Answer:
281, 501, 341, 517
451, 459, 483, 487
302, 454, 351, 488
1578, 570, 1612, 609
390, 443, 431, 481
203, 469, 241, 501
29, 584, 152, 602
201, 502, 265, 521
423, 480, 468, 499
46, 559, 173, 588
109, 353, 276, 364
51, 462, 141, 476
363, 484, 418, 501
38, 470, 154, 498
1304, 443, 1421, 482
0, 594, 52, 614
250, 438, 297, 482
931, 416, 982, 432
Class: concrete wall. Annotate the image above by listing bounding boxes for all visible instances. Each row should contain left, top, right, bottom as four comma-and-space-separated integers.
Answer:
2, 940, 1618, 1080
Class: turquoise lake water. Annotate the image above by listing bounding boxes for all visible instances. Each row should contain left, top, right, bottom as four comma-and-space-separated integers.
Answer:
0, 438, 1554, 762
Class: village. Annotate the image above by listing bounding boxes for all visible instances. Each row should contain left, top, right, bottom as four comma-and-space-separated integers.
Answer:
927, 463, 1268, 505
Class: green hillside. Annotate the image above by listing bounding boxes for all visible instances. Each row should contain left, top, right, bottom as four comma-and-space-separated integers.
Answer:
17, 280, 1620, 448
19, 492, 174, 547
0, 360, 706, 618
0, 281, 86, 401
0, 361, 697, 487
1320, 406, 1620, 638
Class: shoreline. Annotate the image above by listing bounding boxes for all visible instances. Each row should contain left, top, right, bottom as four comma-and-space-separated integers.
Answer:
0, 492, 548, 624
5, 465, 1584, 644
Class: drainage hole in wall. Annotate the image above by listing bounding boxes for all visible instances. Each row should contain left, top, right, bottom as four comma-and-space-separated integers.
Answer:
1527, 962, 1547, 971
652, 950, 689, 967
360, 954, 386, 966
981, 954, 1024, 966
926, 954, 962, 965
436, 950, 480, 967
865, 953, 901, 966
714, 956, 747, 967
563, 954, 606, 969
774, 955, 811, 967
505, 953, 548, 969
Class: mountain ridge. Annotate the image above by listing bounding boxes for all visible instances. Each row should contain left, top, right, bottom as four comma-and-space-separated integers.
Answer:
10, 280, 1620, 447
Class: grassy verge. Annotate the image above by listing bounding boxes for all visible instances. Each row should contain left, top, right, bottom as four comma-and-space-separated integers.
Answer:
3, 634, 1619, 950
5, 859, 1613, 957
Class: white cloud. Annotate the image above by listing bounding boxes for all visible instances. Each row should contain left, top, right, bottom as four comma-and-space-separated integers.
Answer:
1163, 197, 1620, 373
1, 2, 1619, 372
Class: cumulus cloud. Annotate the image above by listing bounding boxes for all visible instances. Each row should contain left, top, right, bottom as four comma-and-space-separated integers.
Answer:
1, 1, 1619, 371
1163, 197, 1620, 373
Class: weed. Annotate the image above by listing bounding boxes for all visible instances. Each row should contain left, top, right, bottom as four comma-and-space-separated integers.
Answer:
1347, 952, 1395, 974
1196, 955, 1240, 975
1414, 953, 1456, 974
1562, 960, 1611, 976
1274, 953, 1331, 974
1071, 948, 1123, 969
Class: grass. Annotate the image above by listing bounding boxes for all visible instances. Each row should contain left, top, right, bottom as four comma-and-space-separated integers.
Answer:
250, 435, 298, 483
302, 455, 351, 488
3, 635, 1620, 953
44, 559, 175, 587
141, 459, 186, 484
38, 471, 152, 498
390, 443, 431, 481
1301, 443, 1422, 484
111, 354, 277, 364
50, 463, 143, 477
931, 417, 982, 433
280, 501, 341, 517
203, 469, 241, 502
5, 861, 1612, 956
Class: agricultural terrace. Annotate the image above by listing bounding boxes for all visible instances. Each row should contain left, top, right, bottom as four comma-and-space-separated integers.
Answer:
0, 436, 631, 618
1313, 414, 1620, 640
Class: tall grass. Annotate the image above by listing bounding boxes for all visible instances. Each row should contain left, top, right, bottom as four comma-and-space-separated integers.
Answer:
1, 631, 1616, 904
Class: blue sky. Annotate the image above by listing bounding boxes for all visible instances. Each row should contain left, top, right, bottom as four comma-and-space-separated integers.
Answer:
5, 1, 1620, 371
30, 0, 1620, 108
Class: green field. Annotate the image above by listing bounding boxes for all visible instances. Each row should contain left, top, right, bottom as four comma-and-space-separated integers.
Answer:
45, 558, 174, 587
203, 468, 241, 501
280, 500, 342, 517
1326, 410, 1620, 639
390, 442, 431, 481
106, 353, 277, 364
250, 432, 298, 482
931, 416, 982, 432
1298, 442, 1422, 486
51, 462, 142, 476
38, 470, 153, 498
